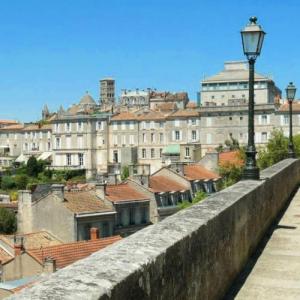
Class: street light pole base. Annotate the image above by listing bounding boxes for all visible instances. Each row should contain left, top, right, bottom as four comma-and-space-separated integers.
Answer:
242, 167, 260, 180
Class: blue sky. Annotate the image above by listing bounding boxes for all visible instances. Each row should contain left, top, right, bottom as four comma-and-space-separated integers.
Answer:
0, 0, 299, 122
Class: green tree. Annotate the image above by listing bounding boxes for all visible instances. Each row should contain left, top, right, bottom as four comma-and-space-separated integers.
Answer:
224, 137, 240, 151
26, 156, 39, 177
121, 165, 130, 181
14, 174, 29, 189
257, 129, 288, 170
218, 164, 243, 188
0, 207, 17, 234
177, 191, 207, 210
1, 176, 16, 190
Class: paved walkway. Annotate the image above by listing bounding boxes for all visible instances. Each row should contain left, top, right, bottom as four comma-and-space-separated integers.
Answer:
227, 188, 300, 300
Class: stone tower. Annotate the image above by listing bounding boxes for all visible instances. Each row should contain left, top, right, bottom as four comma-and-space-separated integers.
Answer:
100, 78, 115, 107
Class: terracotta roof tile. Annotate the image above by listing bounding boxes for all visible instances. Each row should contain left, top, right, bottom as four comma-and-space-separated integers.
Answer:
183, 164, 220, 181
149, 176, 187, 193
111, 112, 137, 121
0, 124, 24, 131
219, 151, 244, 167
0, 120, 18, 125
136, 110, 166, 121
27, 236, 122, 269
278, 101, 300, 112
105, 183, 149, 203
169, 109, 199, 118
186, 102, 197, 109
23, 124, 52, 131
64, 190, 113, 213
0, 247, 13, 264
0, 231, 62, 249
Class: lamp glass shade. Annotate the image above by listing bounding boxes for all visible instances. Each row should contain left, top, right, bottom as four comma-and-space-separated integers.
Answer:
286, 82, 297, 101
241, 17, 265, 59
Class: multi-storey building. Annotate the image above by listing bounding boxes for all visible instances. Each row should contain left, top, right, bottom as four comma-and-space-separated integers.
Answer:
201, 61, 281, 106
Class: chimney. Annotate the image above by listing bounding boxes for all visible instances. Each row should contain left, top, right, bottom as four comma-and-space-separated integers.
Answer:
95, 182, 107, 199
43, 257, 56, 273
14, 236, 24, 256
90, 227, 100, 240
51, 184, 64, 200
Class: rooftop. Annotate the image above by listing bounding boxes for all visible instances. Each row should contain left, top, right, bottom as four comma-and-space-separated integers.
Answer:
150, 175, 187, 193
64, 191, 113, 214
183, 164, 220, 181
105, 183, 149, 203
27, 236, 122, 269
219, 150, 244, 167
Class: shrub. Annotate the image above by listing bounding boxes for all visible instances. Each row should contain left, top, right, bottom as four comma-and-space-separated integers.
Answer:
0, 207, 17, 234
14, 174, 29, 189
1, 176, 16, 190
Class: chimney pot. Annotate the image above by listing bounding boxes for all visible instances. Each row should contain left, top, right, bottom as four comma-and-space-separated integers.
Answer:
90, 227, 100, 240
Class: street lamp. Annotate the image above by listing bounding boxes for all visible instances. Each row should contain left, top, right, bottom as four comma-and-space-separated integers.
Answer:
286, 82, 297, 158
241, 17, 266, 180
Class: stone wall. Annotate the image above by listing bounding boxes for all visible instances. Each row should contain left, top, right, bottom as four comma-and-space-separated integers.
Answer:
10, 159, 300, 300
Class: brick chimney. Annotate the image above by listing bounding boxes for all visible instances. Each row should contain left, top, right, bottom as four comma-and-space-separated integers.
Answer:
95, 182, 107, 199
44, 257, 56, 273
90, 227, 100, 240
14, 236, 24, 256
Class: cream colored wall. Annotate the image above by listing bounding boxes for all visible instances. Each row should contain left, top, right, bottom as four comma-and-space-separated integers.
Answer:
2, 253, 43, 281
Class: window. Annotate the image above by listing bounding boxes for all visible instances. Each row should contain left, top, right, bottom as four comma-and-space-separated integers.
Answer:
206, 133, 212, 144
151, 148, 155, 158
56, 137, 60, 149
191, 119, 197, 125
185, 147, 190, 157
159, 148, 163, 158
39, 132, 43, 139
261, 132, 268, 142
129, 121, 134, 130
113, 122, 118, 130
142, 133, 147, 143
47, 142, 51, 151
78, 122, 83, 131
129, 207, 135, 225
47, 131, 51, 139
78, 153, 84, 166
240, 116, 243, 121
122, 135, 126, 145
146, 122, 150, 129
65, 136, 71, 149
211, 95, 215, 99
129, 135, 134, 145
141, 121, 146, 129
174, 120, 180, 127
142, 148, 146, 158
192, 130, 197, 141
66, 123, 71, 132
229, 133, 233, 138
159, 122, 164, 128
113, 135, 118, 145
159, 133, 164, 143
150, 121, 155, 129
78, 136, 83, 148
151, 133, 155, 143
175, 131, 180, 141
121, 122, 126, 130
206, 117, 212, 126
261, 115, 268, 125
66, 154, 72, 166
229, 117, 232, 121
284, 115, 289, 125
97, 121, 103, 130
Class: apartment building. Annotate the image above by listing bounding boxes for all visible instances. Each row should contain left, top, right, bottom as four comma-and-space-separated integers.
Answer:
201, 61, 281, 106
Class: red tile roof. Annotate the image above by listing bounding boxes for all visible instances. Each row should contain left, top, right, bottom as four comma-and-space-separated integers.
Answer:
169, 109, 199, 118
219, 151, 244, 167
186, 102, 197, 109
0, 124, 24, 131
0, 247, 13, 264
183, 164, 220, 181
0, 120, 18, 124
137, 110, 166, 121
105, 183, 149, 203
150, 176, 187, 193
64, 191, 113, 213
23, 124, 52, 131
278, 101, 300, 112
111, 112, 137, 121
27, 236, 122, 269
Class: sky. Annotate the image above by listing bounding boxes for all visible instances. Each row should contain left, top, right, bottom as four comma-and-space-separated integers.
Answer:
0, 0, 299, 122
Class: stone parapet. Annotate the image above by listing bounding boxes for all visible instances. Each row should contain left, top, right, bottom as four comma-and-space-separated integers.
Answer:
10, 159, 300, 300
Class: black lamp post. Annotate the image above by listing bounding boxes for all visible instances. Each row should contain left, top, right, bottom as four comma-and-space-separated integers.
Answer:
241, 17, 266, 180
286, 82, 297, 158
